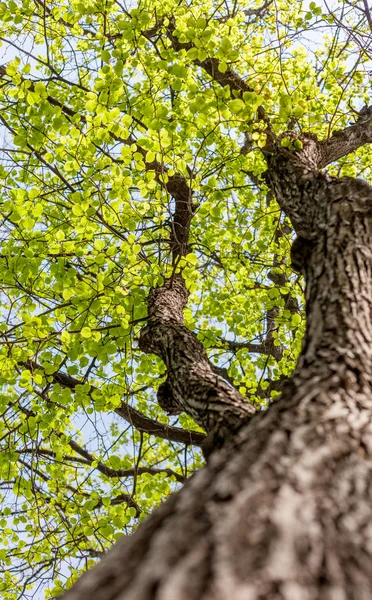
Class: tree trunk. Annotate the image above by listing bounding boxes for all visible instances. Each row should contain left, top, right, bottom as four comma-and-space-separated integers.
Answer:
61, 136, 372, 599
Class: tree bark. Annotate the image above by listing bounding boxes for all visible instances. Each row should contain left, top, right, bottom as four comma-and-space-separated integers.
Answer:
61, 133, 372, 599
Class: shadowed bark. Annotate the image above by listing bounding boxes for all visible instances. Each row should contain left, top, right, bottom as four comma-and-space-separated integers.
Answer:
60, 112, 372, 600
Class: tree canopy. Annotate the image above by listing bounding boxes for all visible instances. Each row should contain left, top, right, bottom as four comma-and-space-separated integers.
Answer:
0, 0, 371, 597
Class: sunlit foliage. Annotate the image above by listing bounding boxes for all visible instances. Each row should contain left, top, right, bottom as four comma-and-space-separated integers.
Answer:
0, 0, 370, 596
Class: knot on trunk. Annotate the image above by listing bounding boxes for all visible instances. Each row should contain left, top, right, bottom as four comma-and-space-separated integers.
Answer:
291, 231, 317, 274
157, 380, 182, 415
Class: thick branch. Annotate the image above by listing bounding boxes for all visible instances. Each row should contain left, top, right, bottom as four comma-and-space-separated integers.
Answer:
319, 107, 372, 167
21, 360, 205, 447
114, 402, 205, 446
67, 440, 186, 483
139, 276, 255, 451
218, 338, 283, 361
19, 445, 185, 482
266, 132, 372, 234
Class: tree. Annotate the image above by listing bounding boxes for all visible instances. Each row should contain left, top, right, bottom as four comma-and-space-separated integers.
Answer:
0, 0, 372, 597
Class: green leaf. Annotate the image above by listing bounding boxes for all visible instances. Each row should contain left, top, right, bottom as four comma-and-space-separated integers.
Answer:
292, 105, 304, 118
101, 50, 111, 62
228, 99, 245, 114
185, 253, 198, 265
81, 327, 92, 338
109, 455, 121, 470
26, 91, 39, 105
220, 37, 232, 54
292, 313, 302, 326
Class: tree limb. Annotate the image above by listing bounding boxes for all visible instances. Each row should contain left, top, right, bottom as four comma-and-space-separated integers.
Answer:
319, 107, 372, 167
214, 338, 283, 361
139, 276, 256, 456
20, 360, 206, 447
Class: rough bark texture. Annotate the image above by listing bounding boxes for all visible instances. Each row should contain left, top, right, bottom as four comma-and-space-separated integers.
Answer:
61, 125, 372, 600
138, 276, 255, 456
